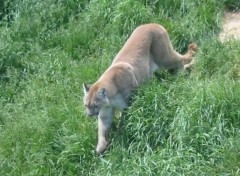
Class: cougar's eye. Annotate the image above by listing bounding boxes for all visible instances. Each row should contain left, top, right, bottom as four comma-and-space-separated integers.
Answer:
93, 105, 98, 109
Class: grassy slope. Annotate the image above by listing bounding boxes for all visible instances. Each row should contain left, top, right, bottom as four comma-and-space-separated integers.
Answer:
0, 0, 240, 175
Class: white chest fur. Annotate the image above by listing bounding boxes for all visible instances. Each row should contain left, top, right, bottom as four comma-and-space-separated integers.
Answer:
109, 94, 128, 111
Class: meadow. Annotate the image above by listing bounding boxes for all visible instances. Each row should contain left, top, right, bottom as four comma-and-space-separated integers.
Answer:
0, 0, 240, 175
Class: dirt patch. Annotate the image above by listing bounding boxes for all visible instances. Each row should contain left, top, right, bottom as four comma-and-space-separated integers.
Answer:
219, 10, 240, 42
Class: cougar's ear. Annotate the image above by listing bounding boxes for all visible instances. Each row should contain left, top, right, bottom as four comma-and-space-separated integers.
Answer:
97, 87, 107, 99
83, 83, 91, 95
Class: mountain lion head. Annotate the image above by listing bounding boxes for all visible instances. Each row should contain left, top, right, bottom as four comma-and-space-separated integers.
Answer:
83, 83, 109, 117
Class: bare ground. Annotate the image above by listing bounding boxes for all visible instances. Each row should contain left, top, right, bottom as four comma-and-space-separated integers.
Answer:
219, 10, 240, 41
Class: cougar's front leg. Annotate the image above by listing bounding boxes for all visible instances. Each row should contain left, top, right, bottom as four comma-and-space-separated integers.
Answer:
96, 106, 115, 154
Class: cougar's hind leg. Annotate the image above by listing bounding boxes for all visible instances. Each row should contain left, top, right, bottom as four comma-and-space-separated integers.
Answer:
184, 57, 196, 70
181, 43, 197, 63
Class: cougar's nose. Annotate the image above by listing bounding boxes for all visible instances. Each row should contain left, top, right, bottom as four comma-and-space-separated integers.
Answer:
87, 111, 98, 117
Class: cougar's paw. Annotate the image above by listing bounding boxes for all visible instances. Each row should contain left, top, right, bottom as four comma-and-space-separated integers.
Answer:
96, 140, 109, 154
188, 43, 197, 52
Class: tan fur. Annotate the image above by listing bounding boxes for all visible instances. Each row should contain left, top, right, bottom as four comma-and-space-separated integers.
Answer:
83, 23, 197, 154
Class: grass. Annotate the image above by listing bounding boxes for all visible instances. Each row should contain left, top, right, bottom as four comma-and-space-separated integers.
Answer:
0, 0, 240, 175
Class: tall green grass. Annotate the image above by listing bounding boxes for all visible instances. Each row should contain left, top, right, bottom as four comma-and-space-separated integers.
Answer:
0, 0, 240, 175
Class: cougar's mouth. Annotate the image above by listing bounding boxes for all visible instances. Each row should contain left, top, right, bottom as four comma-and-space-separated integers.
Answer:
87, 111, 99, 117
